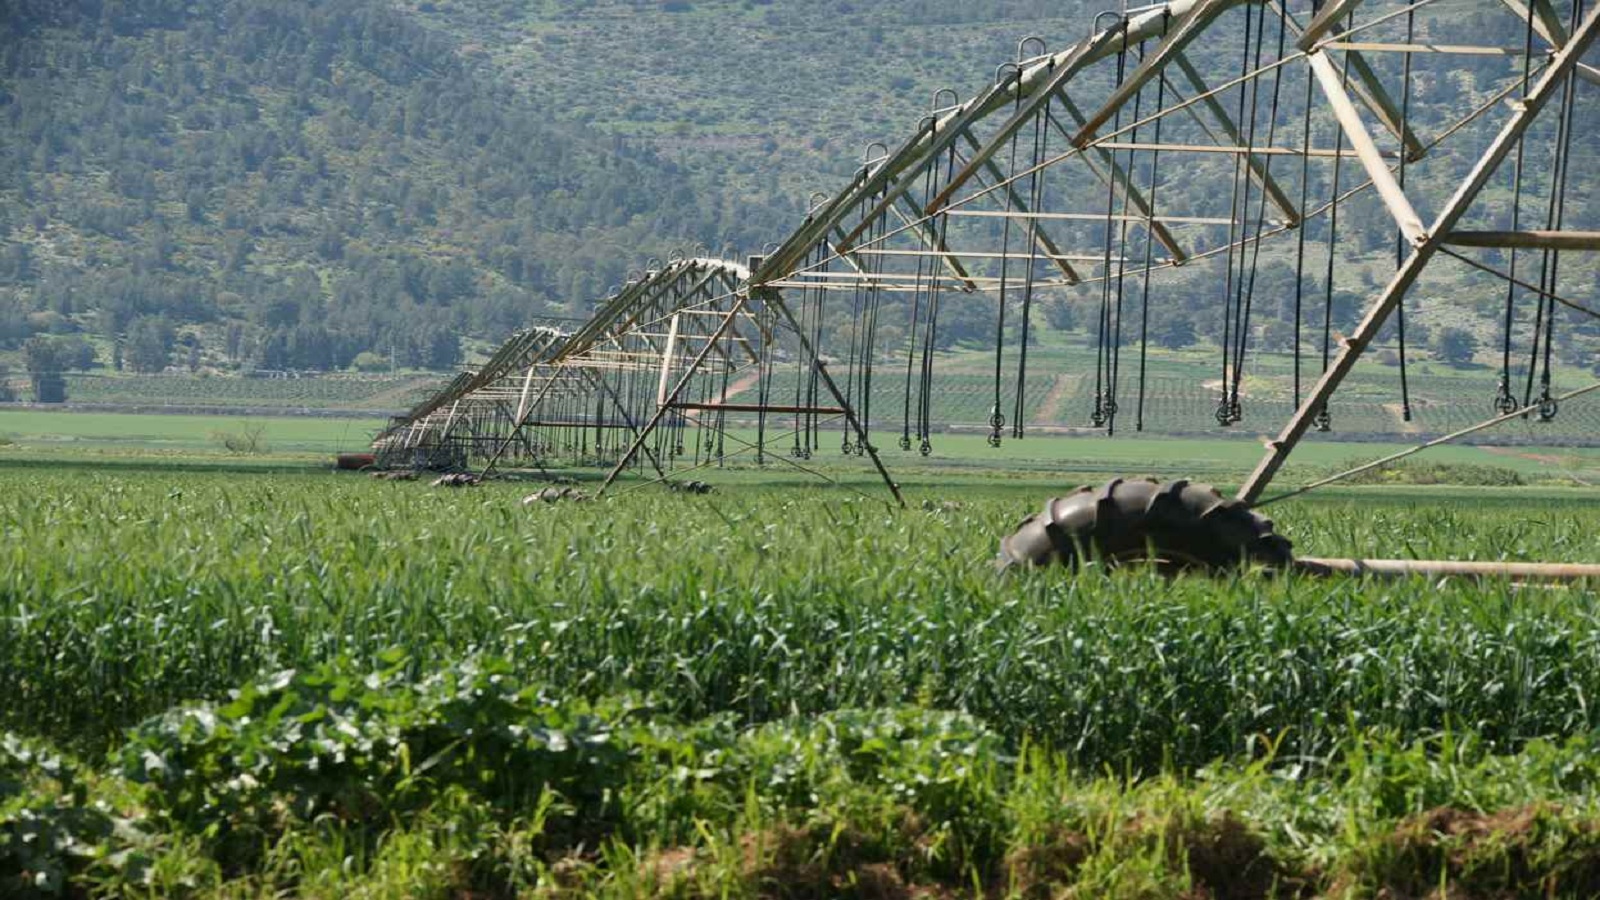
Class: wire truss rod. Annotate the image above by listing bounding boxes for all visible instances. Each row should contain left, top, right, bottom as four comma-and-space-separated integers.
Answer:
670, 401, 847, 415
1325, 40, 1527, 54
846, 247, 1129, 262
1445, 230, 1600, 250
948, 209, 1237, 225
1094, 141, 1387, 158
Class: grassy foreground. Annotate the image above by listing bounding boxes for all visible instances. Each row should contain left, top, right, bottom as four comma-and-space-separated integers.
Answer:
4, 465, 1600, 897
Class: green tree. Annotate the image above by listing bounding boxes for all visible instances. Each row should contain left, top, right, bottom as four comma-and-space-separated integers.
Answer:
1434, 326, 1478, 366
1043, 299, 1076, 331
352, 351, 389, 372
1153, 314, 1197, 350
54, 336, 97, 371
126, 316, 175, 374
23, 336, 67, 403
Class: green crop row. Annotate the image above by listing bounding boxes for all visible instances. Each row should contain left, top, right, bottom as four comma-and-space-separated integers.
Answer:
717, 360, 1599, 440
11, 657, 1600, 899
3, 469, 1598, 772
4, 465, 1600, 896
59, 375, 433, 410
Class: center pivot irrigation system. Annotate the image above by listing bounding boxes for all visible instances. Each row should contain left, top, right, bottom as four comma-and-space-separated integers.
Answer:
373, 0, 1600, 579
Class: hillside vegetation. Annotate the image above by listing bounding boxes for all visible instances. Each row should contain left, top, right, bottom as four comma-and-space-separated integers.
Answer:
0, 0, 793, 374
0, 0, 1593, 411
405, 0, 1598, 376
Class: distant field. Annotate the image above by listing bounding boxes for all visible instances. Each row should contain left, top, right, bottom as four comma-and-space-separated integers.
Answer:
7, 406, 1598, 487
0, 409, 388, 454
534, 421, 1600, 490
811, 351, 1600, 442
58, 372, 439, 411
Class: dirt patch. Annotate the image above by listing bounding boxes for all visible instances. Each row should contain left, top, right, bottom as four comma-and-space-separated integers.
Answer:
1201, 378, 1251, 399
1482, 446, 1576, 466
1030, 374, 1076, 426
1178, 812, 1312, 900
1333, 804, 1600, 899
648, 845, 700, 887
1005, 812, 1309, 900
1383, 402, 1423, 434
737, 827, 911, 899
642, 825, 954, 899
1481, 447, 1596, 485
1004, 826, 1090, 895
720, 370, 764, 402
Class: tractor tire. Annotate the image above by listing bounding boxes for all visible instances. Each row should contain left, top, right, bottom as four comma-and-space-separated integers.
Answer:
997, 477, 1294, 573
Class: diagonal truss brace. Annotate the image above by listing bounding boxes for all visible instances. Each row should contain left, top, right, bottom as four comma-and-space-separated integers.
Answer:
1238, 0, 1600, 503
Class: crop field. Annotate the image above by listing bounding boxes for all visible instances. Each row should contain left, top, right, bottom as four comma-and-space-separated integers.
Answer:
724, 336, 1600, 445
58, 373, 439, 412
16, 338, 1595, 446
5, 460, 1600, 898
0, 410, 388, 456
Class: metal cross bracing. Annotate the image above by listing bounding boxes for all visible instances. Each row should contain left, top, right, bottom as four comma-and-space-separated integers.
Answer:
750, 0, 1599, 498
379, 0, 1598, 507
371, 326, 571, 471
376, 253, 907, 502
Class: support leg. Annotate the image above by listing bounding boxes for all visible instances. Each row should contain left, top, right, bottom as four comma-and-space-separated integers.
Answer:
1237, 6, 1600, 503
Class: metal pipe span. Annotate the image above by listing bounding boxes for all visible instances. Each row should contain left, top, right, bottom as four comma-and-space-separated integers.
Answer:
1295, 557, 1600, 583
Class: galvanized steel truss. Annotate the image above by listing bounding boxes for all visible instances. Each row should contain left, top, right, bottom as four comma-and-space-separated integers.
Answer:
377, 0, 1598, 505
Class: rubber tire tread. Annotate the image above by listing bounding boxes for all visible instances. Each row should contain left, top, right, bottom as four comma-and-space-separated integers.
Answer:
998, 477, 1294, 572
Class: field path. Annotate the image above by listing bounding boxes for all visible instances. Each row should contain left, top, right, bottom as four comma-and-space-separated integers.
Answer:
364, 376, 448, 409
718, 370, 764, 401
1482, 446, 1596, 485
1383, 402, 1423, 434
1031, 374, 1074, 425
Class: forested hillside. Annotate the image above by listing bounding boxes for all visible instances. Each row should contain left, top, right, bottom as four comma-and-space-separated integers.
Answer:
403, 0, 1599, 373
0, 0, 794, 375
0, 0, 1594, 386
399, 0, 1099, 199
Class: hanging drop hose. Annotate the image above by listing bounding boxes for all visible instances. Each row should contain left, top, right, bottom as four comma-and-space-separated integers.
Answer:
715, 340, 730, 463
791, 247, 816, 458
1231, 2, 1286, 427
1497, 0, 1540, 415
900, 285, 920, 452
755, 302, 770, 464
808, 253, 828, 457
859, 208, 887, 454
1012, 97, 1050, 440
989, 65, 1025, 449
1226, 2, 1267, 426
841, 212, 867, 455
1216, 3, 1256, 427
1135, 16, 1168, 433
919, 141, 957, 457
1093, 38, 1129, 430
1533, 0, 1581, 422
1292, 59, 1314, 410
671, 329, 686, 457
1393, 7, 1416, 423
1107, 25, 1143, 437
901, 143, 934, 453
1315, 19, 1354, 434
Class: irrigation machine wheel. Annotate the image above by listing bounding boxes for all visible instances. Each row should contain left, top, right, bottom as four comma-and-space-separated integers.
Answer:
997, 477, 1294, 574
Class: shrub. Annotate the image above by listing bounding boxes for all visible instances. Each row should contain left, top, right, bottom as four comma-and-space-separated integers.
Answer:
210, 422, 268, 454
351, 351, 389, 373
